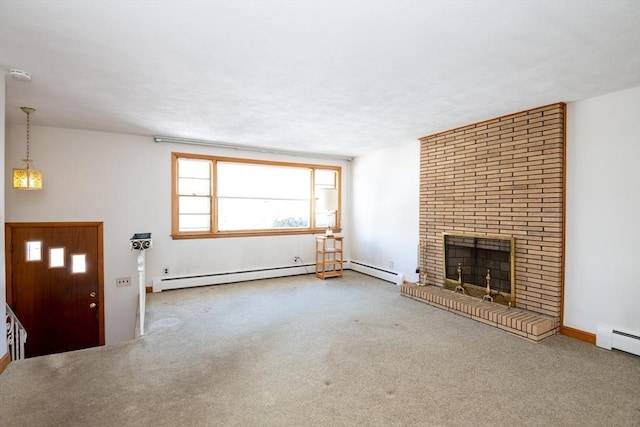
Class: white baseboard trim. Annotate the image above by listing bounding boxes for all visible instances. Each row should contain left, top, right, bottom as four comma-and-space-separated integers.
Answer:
596, 324, 640, 356
349, 260, 404, 285
152, 264, 314, 292
152, 260, 405, 292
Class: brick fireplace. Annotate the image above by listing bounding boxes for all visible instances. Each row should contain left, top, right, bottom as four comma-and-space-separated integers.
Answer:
402, 103, 565, 341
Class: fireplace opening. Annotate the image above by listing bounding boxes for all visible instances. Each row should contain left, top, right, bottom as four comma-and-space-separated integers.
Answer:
443, 232, 515, 306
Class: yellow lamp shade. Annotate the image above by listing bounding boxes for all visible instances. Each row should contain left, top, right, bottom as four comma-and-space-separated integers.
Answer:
13, 167, 43, 190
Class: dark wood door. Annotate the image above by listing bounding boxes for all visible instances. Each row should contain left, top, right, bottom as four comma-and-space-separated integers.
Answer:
7, 222, 104, 358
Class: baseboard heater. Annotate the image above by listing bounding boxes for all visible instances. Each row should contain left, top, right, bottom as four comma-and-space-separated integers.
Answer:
596, 324, 640, 357
152, 264, 315, 292
350, 260, 404, 285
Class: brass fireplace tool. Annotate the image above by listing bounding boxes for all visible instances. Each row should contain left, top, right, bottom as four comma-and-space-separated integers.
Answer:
482, 269, 494, 302
454, 263, 466, 294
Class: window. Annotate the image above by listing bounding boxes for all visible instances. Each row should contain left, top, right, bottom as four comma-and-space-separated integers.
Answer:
26, 241, 42, 262
172, 153, 341, 238
71, 254, 87, 274
176, 157, 212, 232
49, 247, 65, 268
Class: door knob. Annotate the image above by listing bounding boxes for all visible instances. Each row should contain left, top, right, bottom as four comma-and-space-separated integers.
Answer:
89, 302, 97, 309
89, 292, 96, 298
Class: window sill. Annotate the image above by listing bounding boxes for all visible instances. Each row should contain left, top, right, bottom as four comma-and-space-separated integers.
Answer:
171, 228, 342, 239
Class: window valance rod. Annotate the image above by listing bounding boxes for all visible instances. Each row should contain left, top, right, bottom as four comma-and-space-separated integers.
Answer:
153, 136, 354, 161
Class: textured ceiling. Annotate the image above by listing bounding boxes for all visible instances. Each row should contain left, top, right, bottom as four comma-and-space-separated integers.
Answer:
1, 0, 639, 157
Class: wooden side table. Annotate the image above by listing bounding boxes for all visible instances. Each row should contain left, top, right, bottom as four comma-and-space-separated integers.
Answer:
315, 235, 343, 279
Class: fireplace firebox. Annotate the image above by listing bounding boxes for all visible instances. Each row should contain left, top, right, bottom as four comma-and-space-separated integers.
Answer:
443, 232, 515, 306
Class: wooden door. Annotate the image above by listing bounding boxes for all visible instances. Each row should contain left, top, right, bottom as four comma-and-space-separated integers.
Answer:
6, 222, 104, 358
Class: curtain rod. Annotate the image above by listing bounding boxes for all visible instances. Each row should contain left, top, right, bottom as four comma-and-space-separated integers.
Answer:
153, 136, 354, 161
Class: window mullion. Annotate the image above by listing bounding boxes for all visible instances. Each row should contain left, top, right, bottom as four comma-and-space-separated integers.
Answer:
211, 159, 217, 233
310, 168, 317, 229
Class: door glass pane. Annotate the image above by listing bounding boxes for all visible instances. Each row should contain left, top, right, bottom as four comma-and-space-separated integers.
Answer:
49, 247, 65, 268
71, 254, 87, 273
26, 241, 42, 261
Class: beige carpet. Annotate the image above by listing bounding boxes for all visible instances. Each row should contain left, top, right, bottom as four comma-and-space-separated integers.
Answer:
1, 271, 639, 426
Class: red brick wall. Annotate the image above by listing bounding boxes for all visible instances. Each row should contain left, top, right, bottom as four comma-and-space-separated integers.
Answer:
419, 103, 565, 318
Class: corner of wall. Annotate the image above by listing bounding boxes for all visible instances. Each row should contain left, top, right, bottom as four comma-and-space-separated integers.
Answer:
1, 72, 8, 358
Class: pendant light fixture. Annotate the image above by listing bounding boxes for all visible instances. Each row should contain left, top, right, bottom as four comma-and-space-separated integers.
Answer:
13, 107, 43, 190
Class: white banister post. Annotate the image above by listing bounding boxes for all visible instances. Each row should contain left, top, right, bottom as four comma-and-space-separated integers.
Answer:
137, 250, 146, 335
130, 233, 152, 336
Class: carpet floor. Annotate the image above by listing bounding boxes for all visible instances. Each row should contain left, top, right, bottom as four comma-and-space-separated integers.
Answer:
1, 271, 639, 426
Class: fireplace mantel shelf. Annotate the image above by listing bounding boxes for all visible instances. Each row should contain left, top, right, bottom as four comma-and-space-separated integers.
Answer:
400, 283, 559, 342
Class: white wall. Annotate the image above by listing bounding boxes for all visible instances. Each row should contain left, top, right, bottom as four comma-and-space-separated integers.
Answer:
565, 86, 640, 335
4, 125, 348, 344
350, 141, 419, 283
0, 73, 7, 359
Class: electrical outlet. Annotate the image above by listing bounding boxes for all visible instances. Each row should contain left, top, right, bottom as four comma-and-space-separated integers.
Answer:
116, 277, 131, 287
389, 261, 394, 269
163, 267, 169, 275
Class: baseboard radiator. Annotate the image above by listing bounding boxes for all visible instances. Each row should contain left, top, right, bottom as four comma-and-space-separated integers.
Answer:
152, 264, 315, 292
350, 260, 404, 285
596, 324, 640, 357
152, 260, 405, 292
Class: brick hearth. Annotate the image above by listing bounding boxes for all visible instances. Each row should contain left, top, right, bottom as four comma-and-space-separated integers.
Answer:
401, 283, 558, 341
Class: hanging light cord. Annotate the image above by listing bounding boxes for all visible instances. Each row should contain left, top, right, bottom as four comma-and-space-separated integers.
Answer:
20, 107, 35, 164
25, 109, 31, 162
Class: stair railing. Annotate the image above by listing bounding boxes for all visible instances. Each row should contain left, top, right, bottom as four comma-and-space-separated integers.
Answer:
6, 304, 27, 361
